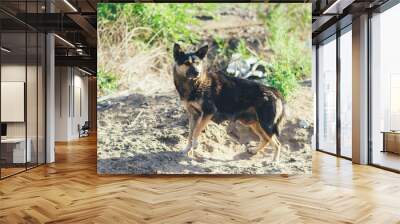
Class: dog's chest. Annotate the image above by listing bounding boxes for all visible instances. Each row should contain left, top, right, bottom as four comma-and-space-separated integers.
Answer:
174, 77, 207, 101
182, 99, 203, 112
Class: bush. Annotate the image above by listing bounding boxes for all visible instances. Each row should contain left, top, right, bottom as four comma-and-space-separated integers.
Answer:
98, 70, 118, 96
264, 60, 298, 98
263, 4, 312, 80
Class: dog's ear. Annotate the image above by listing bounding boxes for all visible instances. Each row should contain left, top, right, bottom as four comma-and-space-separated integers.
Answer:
173, 43, 184, 60
195, 45, 208, 59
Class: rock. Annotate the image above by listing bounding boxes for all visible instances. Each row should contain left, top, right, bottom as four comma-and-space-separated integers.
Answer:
195, 15, 214, 21
204, 168, 212, 172
262, 161, 269, 167
299, 119, 310, 129
227, 58, 249, 76
226, 54, 267, 80
255, 64, 266, 73
244, 70, 265, 79
98, 120, 107, 127
246, 57, 258, 66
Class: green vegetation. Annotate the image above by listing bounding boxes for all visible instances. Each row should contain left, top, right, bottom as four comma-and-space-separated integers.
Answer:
97, 70, 118, 95
214, 37, 253, 62
98, 3, 311, 99
264, 60, 299, 98
236, 39, 253, 59
261, 4, 312, 98
98, 3, 217, 45
264, 4, 311, 79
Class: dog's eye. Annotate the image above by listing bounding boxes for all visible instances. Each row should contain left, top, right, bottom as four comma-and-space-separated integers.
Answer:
184, 61, 191, 66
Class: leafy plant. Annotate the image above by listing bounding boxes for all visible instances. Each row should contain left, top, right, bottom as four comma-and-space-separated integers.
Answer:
98, 70, 118, 95
264, 60, 298, 98
213, 36, 235, 62
214, 36, 226, 54
97, 3, 125, 22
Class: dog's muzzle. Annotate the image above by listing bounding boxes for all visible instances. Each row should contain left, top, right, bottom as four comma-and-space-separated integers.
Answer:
186, 66, 199, 78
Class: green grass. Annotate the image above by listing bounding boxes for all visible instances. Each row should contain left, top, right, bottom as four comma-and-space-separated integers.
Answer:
236, 39, 253, 59
98, 3, 217, 46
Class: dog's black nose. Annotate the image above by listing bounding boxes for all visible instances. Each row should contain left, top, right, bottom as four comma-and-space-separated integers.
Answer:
187, 67, 199, 77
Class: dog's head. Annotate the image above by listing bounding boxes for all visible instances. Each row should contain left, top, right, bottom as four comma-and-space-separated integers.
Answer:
173, 43, 208, 79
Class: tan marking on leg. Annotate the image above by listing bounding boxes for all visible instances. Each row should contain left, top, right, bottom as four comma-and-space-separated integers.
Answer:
187, 113, 213, 157
192, 114, 213, 141
187, 110, 198, 142
251, 123, 282, 162
248, 123, 271, 154
271, 135, 281, 162
182, 106, 199, 154
182, 113, 195, 153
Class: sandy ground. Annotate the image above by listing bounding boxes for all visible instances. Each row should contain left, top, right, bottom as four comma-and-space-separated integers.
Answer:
97, 79, 313, 175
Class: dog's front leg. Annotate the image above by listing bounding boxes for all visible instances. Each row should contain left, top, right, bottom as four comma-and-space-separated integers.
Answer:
187, 113, 213, 157
183, 112, 203, 157
182, 111, 197, 153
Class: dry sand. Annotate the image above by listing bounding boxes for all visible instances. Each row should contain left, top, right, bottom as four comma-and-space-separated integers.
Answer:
97, 79, 313, 175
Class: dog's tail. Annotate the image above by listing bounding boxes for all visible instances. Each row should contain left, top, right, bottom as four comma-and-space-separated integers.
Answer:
274, 99, 285, 137
256, 88, 285, 137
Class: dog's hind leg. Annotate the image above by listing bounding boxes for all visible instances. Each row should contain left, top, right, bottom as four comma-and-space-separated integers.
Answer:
248, 122, 271, 155
271, 135, 282, 163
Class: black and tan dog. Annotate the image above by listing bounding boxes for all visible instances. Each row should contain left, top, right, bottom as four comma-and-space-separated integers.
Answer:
173, 43, 285, 162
